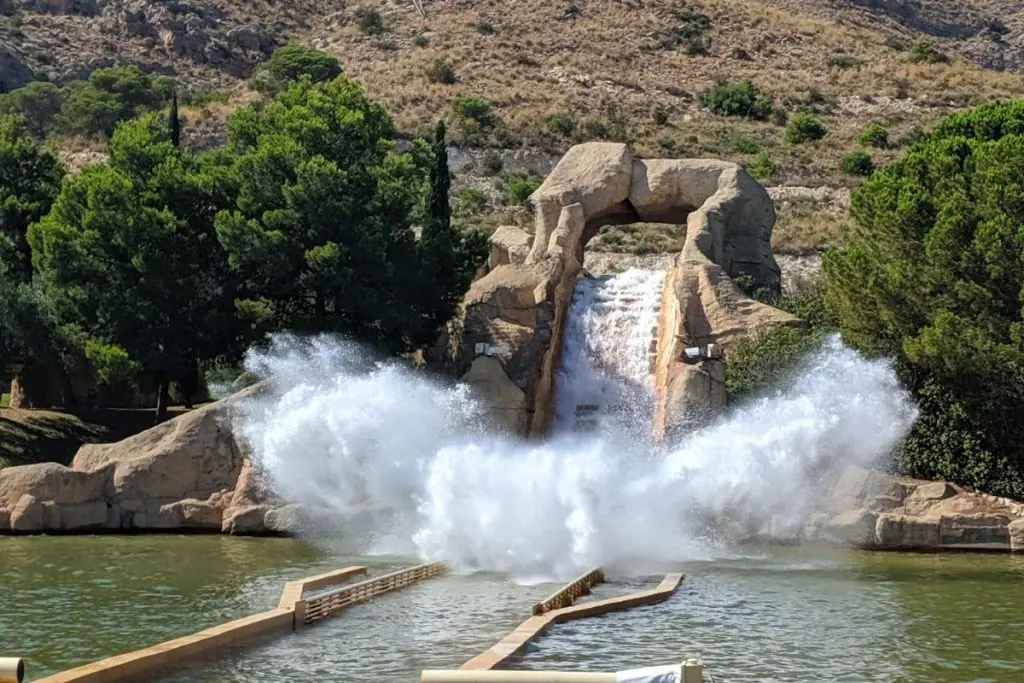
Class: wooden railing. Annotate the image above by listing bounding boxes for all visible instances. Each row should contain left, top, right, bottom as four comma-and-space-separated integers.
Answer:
532, 568, 605, 615
302, 562, 446, 624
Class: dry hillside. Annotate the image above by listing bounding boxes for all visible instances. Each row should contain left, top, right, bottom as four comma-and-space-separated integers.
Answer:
4, 0, 1024, 256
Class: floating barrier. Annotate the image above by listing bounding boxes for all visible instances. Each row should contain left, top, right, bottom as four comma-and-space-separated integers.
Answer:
0, 658, 24, 683
422, 659, 704, 682
35, 562, 445, 683
462, 572, 685, 671
532, 567, 605, 615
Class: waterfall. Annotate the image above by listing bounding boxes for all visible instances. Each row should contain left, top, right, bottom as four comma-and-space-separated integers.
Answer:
552, 268, 666, 436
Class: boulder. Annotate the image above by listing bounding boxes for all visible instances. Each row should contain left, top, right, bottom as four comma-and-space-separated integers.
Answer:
875, 514, 939, 549
488, 226, 531, 270
0, 384, 281, 536
937, 513, 1011, 550
223, 504, 268, 535
819, 509, 877, 547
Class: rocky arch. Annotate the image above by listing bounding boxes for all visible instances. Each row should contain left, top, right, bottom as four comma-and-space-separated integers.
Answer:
443, 142, 802, 439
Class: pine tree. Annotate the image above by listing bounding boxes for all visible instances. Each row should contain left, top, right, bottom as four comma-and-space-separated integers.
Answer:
168, 89, 180, 149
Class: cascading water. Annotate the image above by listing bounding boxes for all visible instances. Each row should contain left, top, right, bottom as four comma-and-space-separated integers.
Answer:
238, 329, 917, 580
552, 268, 665, 437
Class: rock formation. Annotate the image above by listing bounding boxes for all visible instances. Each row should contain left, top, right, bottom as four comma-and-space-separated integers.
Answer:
0, 384, 286, 535
804, 465, 1024, 552
444, 142, 802, 439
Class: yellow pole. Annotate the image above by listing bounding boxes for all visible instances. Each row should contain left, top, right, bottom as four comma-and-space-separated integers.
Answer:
0, 658, 24, 683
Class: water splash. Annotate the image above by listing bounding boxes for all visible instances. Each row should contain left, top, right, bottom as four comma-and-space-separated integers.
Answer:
238, 292, 916, 580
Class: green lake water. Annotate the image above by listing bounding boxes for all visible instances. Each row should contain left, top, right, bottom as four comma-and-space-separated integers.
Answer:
1, 536, 1023, 682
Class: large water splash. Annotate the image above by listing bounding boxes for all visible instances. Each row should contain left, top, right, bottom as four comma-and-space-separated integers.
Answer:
237, 284, 917, 580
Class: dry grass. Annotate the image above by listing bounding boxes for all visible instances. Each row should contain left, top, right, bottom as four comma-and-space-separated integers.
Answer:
772, 196, 853, 255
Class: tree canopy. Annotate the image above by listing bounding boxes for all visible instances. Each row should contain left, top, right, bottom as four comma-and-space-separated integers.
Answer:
823, 100, 1024, 498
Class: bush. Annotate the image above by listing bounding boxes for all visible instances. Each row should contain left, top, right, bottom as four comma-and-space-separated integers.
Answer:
730, 136, 760, 154
784, 112, 828, 144
857, 120, 889, 148
839, 149, 875, 176
454, 187, 489, 215
827, 54, 858, 69
885, 35, 910, 51
481, 152, 503, 175
660, 8, 712, 55
700, 79, 773, 120
451, 96, 498, 143
475, 20, 496, 35
909, 40, 949, 64
771, 107, 789, 126
746, 150, 777, 181
545, 113, 575, 136
725, 326, 825, 402
652, 106, 669, 126
354, 7, 386, 35
657, 137, 679, 155
732, 48, 752, 61
251, 45, 342, 95
580, 119, 611, 140
504, 172, 542, 206
823, 100, 1024, 498
414, 33, 430, 47
426, 59, 457, 84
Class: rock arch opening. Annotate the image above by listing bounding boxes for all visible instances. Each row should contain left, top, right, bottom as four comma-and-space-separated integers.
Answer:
446, 143, 803, 441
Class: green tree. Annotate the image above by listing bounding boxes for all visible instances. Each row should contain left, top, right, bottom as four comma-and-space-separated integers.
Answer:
839, 149, 875, 176
250, 45, 342, 95
823, 100, 1024, 498
0, 81, 63, 138
417, 121, 488, 340
57, 66, 173, 138
168, 89, 180, 149
700, 79, 774, 120
215, 76, 478, 351
785, 112, 828, 143
30, 115, 237, 422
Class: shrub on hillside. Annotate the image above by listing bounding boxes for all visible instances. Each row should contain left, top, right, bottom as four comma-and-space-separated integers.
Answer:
827, 54, 858, 69
823, 100, 1024, 498
857, 120, 889, 148
909, 40, 949, 64
840, 149, 875, 176
251, 45, 341, 95
504, 171, 542, 206
354, 7, 386, 35
785, 112, 828, 143
725, 326, 825, 403
545, 113, 575, 136
746, 150, 777, 181
426, 59, 457, 84
700, 79, 773, 121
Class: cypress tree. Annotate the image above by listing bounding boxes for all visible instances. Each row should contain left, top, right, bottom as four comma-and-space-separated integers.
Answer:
426, 120, 451, 234
169, 89, 180, 149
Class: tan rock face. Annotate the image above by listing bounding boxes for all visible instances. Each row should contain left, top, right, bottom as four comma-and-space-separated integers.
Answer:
461, 356, 528, 435
442, 142, 801, 438
807, 465, 1024, 552
0, 384, 284, 536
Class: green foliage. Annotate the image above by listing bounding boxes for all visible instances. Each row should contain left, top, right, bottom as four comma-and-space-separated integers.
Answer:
725, 326, 824, 402
29, 114, 238, 403
652, 106, 669, 126
475, 20, 496, 35
0, 115, 63, 281
426, 59, 457, 85
251, 45, 342, 95
57, 66, 173, 139
504, 171, 542, 206
418, 121, 489, 339
414, 33, 430, 47
785, 112, 828, 143
168, 90, 180, 149
746, 150, 777, 181
0, 81, 63, 138
730, 136, 760, 154
545, 113, 576, 136
354, 6, 386, 35
840, 149, 875, 176
909, 40, 949, 64
657, 137, 679, 155
450, 96, 498, 143
857, 119, 889, 148
480, 152, 503, 175
700, 79, 774, 121
823, 100, 1024, 498
885, 35, 910, 51
453, 187, 489, 215
827, 54, 859, 69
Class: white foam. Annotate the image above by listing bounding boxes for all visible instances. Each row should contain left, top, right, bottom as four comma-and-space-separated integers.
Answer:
238, 284, 916, 580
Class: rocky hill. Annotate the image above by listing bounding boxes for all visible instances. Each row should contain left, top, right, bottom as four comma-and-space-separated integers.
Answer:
3, 0, 1023, 257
